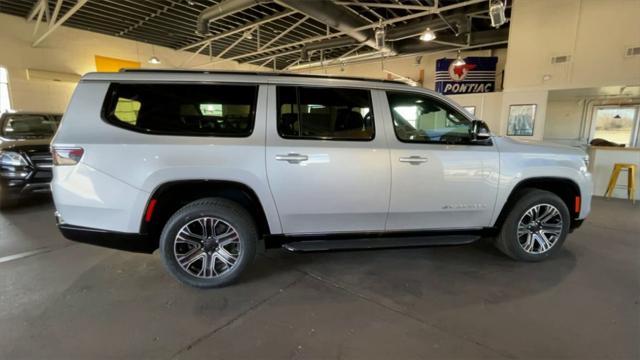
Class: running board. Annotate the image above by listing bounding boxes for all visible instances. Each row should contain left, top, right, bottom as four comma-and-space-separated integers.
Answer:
282, 234, 480, 252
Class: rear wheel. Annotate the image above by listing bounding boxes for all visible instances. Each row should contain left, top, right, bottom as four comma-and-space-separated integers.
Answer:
495, 189, 570, 261
159, 198, 257, 288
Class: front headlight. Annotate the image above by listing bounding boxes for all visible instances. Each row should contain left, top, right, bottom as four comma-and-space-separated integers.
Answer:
0, 151, 28, 166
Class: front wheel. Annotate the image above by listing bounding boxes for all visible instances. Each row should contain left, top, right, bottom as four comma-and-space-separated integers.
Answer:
495, 189, 570, 261
159, 198, 257, 288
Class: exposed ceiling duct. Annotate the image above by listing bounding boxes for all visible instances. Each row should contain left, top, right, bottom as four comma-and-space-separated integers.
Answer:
301, 37, 358, 61
275, 0, 381, 50
197, 0, 271, 35
298, 13, 470, 61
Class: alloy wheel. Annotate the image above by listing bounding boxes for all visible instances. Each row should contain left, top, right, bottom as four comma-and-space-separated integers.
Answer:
516, 203, 564, 254
173, 217, 241, 278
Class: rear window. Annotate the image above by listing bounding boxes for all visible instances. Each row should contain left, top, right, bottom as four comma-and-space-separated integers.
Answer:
103, 83, 258, 137
1, 114, 59, 139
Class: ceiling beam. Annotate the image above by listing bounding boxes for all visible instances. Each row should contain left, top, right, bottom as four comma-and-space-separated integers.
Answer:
197, 0, 488, 66
259, 15, 309, 51
333, 2, 437, 11
49, 0, 64, 27
217, 30, 254, 58
33, 0, 89, 47
179, 10, 295, 52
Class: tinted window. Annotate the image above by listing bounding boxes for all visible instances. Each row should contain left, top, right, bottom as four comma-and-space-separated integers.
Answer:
1, 114, 59, 139
387, 91, 472, 144
103, 83, 257, 136
277, 86, 374, 140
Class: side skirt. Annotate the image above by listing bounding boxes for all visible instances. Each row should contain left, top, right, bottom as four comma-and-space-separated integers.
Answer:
266, 229, 491, 252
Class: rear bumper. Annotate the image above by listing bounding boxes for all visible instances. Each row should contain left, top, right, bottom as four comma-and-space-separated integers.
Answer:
57, 220, 156, 254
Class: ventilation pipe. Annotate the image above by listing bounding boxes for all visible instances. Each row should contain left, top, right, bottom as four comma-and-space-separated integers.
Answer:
275, 0, 381, 50
298, 14, 468, 60
197, 0, 271, 35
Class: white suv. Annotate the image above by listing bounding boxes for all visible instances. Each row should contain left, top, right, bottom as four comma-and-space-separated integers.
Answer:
51, 70, 592, 288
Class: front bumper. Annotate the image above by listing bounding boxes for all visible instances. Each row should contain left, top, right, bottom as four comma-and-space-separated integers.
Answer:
0, 177, 51, 201
56, 214, 156, 253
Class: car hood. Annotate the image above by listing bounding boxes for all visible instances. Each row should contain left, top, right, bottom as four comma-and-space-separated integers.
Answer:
493, 136, 586, 157
0, 137, 52, 152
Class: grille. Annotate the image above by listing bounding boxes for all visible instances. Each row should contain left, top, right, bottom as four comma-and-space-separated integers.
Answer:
28, 152, 53, 171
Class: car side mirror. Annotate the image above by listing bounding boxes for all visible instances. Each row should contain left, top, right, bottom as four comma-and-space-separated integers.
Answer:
470, 120, 491, 142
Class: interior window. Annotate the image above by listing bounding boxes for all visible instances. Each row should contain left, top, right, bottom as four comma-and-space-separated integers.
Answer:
591, 106, 639, 147
387, 91, 472, 144
104, 83, 257, 137
277, 86, 374, 140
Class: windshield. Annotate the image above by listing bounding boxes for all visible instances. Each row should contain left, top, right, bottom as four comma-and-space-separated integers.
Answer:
1, 114, 60, 139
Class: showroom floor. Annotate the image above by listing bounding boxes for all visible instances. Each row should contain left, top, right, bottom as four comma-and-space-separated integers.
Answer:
0, 197, 638, 359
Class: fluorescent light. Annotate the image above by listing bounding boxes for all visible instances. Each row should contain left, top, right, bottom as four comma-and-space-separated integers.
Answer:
148, 56, 161, 64
419, 27, 436, 42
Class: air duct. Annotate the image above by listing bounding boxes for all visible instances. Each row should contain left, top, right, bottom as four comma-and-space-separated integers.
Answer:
275, 0, 380, 50
298, 14, 467, 59
301, 37, 358, 61
197, 0, 271, 35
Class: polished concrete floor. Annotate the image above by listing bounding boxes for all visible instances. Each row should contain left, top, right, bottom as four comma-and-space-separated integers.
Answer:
0, 197, 638, 359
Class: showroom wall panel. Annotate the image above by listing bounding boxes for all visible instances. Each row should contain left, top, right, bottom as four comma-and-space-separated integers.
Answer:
0, 13, 262, 113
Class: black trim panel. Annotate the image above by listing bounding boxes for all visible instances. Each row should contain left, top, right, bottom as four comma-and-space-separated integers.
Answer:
264, 228, 489, 249
58, 224, 156, 254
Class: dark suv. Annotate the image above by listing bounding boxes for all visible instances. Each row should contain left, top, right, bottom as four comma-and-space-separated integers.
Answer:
0, 112, 61, 207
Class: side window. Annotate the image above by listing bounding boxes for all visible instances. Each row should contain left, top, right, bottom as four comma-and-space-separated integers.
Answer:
277, 86, 374, 140
387, 91, 472, 144
103, 83, 257, 137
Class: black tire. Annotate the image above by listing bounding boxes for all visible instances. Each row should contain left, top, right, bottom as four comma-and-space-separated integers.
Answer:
495, 189, 570, 261
159, 197, 257, 288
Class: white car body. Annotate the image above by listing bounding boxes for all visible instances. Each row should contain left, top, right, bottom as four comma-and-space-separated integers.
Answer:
51, 70, 592, 251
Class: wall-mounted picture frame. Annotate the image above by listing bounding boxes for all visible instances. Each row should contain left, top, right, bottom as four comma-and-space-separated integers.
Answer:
507, 104, 537, 136
463, 106, 476, 116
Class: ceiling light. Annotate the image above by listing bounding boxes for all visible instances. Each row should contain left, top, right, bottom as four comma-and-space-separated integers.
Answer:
244, 30, 253, 40
419, 27, 436, 42
374, 27, 386, 50
451, 50, 466, 67
489, 0, 507, 28
147, 56, 161, 64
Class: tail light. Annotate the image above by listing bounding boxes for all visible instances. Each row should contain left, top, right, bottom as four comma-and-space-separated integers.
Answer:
52, 147, 84, 166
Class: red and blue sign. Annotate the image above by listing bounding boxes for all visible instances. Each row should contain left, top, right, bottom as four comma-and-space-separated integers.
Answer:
435, 56, 498, 95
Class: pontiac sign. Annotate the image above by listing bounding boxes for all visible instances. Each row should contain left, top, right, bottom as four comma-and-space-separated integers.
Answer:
435, 56, 498, 95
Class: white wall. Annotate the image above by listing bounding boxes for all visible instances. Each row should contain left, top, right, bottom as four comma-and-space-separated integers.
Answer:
504, 0, 640, 91
544, 99, 586, 142
449, 92, 503, 131
0, 13, 262, 114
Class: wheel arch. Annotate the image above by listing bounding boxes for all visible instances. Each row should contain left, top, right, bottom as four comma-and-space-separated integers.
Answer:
140, 180, 275, 250
493, 177, 582, 231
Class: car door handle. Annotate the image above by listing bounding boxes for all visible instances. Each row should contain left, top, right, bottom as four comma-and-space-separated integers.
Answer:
275, 153, 308, 164
399, 156, 428, 165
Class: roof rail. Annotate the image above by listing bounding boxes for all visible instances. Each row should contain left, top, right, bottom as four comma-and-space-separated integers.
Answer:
118, 68, 407, 85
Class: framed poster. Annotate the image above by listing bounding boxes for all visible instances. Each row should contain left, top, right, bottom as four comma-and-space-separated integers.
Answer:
507, 104, 537, 136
